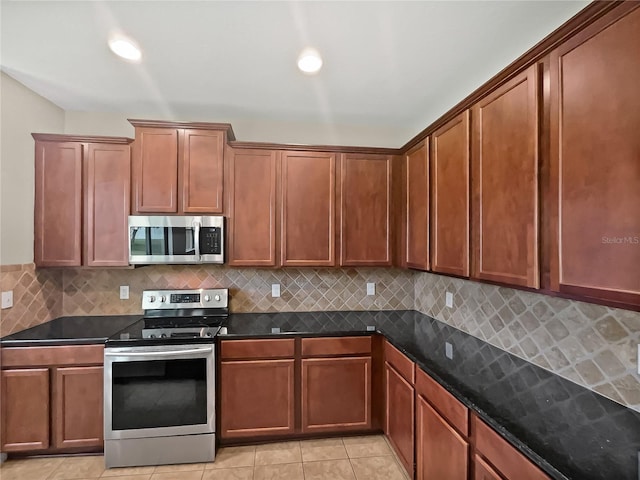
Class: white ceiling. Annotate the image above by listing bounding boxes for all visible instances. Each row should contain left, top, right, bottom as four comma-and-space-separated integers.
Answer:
1, 1, 589, 147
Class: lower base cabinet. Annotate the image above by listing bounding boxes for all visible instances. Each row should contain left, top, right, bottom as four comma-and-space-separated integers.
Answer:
385, 362, 415, 476
474, 454, 502, 480
220, 359, 295, 438
416, 396, 468, 480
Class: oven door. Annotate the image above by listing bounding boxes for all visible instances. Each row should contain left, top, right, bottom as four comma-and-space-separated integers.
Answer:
104, 344, 215, 440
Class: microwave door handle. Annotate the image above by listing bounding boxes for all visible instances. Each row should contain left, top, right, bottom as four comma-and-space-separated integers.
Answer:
193, 220, 201, 261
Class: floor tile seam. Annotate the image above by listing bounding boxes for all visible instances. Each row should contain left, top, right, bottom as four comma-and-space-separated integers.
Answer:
347, 455, 359, 480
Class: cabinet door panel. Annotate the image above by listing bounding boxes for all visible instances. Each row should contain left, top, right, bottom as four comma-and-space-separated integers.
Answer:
550, 5, 640, 306
220, 359, 295, 438
474, 455, 502, 480
416, 395, 468, 480
385, 363, 415, 477
406, 141, 429, 270
52, 366, 103, 449
302, 357, 371, 433
132, 127, 178, 213
227, 149, 278, 266
84, 143, 131, 266
281, 151, 336, 266
432, 111, 470, 277
340, 154, 392, 266
472, 65, 539, 288
180, 129, 224, 213
1, 369, 50, 451
34, 141, 82, 266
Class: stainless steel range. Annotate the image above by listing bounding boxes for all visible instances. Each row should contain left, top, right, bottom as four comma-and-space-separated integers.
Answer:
103, 289, 228, 469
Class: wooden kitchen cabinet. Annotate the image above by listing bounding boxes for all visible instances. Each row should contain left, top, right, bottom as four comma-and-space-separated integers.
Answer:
431, 111, 470, 277
33, 134, 132, 267
384, 341, 415, 477
281, 151, 336, 266
1, 368, 50, 451
340, 153, 392, 266
405, 140, 429, 271
549, 4, 640, 307
52, 366, 103, 449
471, 65, 539, 289
130, 120, 232, 214
0, 345, 104, 454
226, 148, 279, 266
474, 454, 502, 480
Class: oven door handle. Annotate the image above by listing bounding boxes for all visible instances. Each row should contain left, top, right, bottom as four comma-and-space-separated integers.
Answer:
105, 346, 213, 357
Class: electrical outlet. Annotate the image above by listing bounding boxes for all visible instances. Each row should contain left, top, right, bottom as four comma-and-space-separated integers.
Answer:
272, 284, 281, 298
446, 291, 454, 308
1, 291, 13, 309
445, 342, 453, 360
119, 285, 129, 300
367, 283, 376, 296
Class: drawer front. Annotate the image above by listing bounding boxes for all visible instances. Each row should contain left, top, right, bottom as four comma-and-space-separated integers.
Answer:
220, 339, 295, 359
1, 345, 104, 368
302, 336, 372, 357
416, 368, 468, 436
384, 341, 415, 384
472, 416, 550, 480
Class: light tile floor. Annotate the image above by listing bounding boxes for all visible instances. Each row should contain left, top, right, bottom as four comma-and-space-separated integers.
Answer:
0, 435, 410, 480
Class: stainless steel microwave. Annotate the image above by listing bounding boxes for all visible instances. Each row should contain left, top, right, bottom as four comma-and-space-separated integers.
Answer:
128, 216, 224, 265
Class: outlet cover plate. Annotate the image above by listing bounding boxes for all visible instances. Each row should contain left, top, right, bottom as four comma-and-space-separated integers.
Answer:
119, 285, 129, 300
367, 283, 376, 296
1, 291, 13, 309
272, 284, 281, 298
445, 342, 453, 360
446, 292, 454, 308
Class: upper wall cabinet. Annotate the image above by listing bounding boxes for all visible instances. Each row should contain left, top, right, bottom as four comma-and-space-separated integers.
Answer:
226, 148, 279, 267
431, 111, 470, 278
471, 65, 540, 289
549, 4, 640, 307
130, 120, 233, 214
281, 151, 336, 267
33, 134, 132, 267
340, 154, 393, 266
405, 140, 430, 271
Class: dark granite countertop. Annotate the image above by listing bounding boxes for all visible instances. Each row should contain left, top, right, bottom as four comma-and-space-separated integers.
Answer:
0, 315, 142, 346
1, 310, 638, 479
223, 310, 640, 480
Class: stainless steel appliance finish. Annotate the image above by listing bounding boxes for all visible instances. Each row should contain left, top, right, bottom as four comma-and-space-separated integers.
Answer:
104, 289, 229, 469
128, 215, 224, 265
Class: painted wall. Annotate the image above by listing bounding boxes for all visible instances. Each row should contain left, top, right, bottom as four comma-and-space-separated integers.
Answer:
0, 72, 65, 265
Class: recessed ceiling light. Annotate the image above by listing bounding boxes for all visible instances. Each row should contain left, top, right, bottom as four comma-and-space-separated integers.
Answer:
108, 35, 142, 62
297, 48, 323, 74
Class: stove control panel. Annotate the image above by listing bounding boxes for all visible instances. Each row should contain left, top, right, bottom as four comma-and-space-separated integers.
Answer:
142, 288, 228, 310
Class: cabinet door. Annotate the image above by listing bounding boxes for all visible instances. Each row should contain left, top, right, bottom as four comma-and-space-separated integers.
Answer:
385, 363, 415, 477
84, 143, 131, 267
550, 5, 640, 306
301, 357, 371, 433
431, 111, 470, 277
132, 127, 178, 213
179, 129, 224, 213
281, 151, 336, 266
52, 366, 103, 449
416, 395, 468, 480
227, 148, 278, 266
340, 154, 392, 266
471, 65, 539, 288
1, 369, 50, 451
406, 140, 429, 270
220, 359, 295, 438
474, 455, 502, 480
34, 141, 82, 267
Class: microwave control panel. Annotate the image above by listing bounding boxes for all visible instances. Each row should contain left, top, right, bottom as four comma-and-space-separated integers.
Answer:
200, 227, 222, 254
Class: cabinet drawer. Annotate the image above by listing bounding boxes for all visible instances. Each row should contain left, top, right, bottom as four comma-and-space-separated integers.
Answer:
416, 368, 468, 436
302, 336, 371, 357
1, 345, 104, 368
472, 415, 549, 480
384, 341, 414, 384
220, 339, 295, 359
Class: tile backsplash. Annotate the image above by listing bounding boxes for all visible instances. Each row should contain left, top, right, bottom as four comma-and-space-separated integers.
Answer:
415, 272, 640, 412
1, 262, 638, 413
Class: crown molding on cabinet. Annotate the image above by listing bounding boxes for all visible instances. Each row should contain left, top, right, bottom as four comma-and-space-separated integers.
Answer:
128, 119, 236, 140
31, 133, 133, 144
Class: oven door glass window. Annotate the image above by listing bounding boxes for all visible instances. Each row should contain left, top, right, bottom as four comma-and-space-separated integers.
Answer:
130, 227, 196, 257
111, 358, 207, 430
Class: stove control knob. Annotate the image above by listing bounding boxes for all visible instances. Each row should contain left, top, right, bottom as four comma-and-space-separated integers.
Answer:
149, 334, 156, 338
214, 294, 221, 301
148, 295, 156, 303
161, 333, 167, 338
205, 332, 212, 337
204, 295, 211, 302
159, 295, 166, 303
